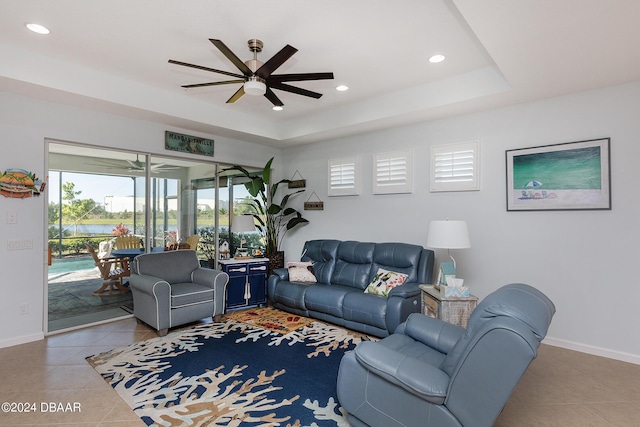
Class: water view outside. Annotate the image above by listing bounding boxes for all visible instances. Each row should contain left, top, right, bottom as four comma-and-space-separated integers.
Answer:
49, 257, 95, 274
509, 140, 609, 210
513, 146, 602, 190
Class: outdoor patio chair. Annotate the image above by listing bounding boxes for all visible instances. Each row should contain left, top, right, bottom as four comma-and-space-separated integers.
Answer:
86, 243, 131, 296
115, 235, 142, 250
186, 234, 200, 250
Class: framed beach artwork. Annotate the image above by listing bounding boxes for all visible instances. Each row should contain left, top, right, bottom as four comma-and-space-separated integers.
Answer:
506, 138, 611, 211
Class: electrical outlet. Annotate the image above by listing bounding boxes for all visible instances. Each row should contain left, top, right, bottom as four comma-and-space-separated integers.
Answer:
7, 239, 33, 250
19, 303, 28, 315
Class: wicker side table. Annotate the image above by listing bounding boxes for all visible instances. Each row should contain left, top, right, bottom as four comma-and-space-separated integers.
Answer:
419, 284, 478, 328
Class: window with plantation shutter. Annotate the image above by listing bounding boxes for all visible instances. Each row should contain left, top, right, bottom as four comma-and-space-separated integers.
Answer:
373, 149, 412, 194
328, 156, 360, 196
430, 140, 480, 192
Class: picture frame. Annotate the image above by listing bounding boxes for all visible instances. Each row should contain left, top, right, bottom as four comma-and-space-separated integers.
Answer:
165, 131, 214, 157
436, 261, 456, 288
506, 138, 611, 211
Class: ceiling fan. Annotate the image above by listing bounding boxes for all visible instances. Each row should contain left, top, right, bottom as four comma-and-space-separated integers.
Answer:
87, 155, 179, 173
169, 38, 334, 107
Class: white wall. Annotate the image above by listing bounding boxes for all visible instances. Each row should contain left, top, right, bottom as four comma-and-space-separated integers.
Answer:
2, 82, 639, 364
281, 82, 640, 364
0, 91, 279, 347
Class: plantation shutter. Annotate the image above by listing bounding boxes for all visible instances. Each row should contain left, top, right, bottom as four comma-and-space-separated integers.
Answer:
328, 156, 360, 196
430, 141, 480, 192
373, 149, 412, 194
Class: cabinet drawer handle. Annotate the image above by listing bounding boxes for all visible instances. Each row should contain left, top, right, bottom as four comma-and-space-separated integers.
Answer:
250, 266, 267, 271
229, 267, 247, 273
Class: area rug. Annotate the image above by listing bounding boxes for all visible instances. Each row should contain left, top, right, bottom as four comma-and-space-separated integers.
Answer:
87, 314, 374, 426
223, 307, 314, 334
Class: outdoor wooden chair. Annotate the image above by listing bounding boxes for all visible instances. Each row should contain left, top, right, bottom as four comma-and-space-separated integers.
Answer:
86, 243, 131, 296
115, 235, 142, 250
186, 234, 200, 250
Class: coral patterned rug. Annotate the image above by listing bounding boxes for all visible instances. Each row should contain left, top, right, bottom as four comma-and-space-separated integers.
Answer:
86, 312, 374, 426
223, 307, 314, 334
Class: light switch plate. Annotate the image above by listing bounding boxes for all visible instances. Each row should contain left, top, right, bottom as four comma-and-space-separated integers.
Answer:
6, 212, 17, 224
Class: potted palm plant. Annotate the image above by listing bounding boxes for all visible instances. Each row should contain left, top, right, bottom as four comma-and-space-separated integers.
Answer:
222, 157, 308, 274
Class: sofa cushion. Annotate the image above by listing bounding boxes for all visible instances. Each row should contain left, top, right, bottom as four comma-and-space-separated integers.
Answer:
343, 292, 388, 330
305, 284, 353, 318
134, 250, 199, 284
301, 240, 340, 284
170, 282, 214, 308
371, 243, 423, 284
331, 241, 375, 289
364, 268, 409, 297
271, 281, 311, 310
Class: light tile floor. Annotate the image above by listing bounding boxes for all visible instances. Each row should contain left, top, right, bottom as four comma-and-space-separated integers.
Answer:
1, 317, 639, 426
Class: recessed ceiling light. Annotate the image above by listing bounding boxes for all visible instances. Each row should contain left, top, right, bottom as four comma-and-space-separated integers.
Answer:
272, 106, 283, 111
336, 85, 349, 92
429, 54, 446, 64
25, 23, 50, 35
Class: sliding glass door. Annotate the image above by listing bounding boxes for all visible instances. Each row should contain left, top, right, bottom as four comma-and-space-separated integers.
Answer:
47, 142, 218, 332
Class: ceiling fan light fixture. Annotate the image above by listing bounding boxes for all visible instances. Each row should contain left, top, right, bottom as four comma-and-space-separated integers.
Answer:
244, 76, 266, 96
272, 106, 283, 111
336, 84, 349, 92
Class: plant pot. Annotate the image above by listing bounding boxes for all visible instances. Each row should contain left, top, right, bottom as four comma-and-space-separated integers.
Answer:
266, 251, 284, 276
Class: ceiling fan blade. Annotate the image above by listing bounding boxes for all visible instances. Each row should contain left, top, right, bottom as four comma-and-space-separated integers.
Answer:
256, 45, 298, 79
182, 80, 244, 89
226, 86, 245, 103
264, 87, 284, 107
209, 39, 253, 76
150, 163, 180, 171
85, 161, 129, 170
269, 72, 334, 83
168, 59, 244, 79
269, 82, 323, 99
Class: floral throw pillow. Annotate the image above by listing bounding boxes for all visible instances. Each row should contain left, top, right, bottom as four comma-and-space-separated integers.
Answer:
364, 268, 409, 297
287, 261, 317, 283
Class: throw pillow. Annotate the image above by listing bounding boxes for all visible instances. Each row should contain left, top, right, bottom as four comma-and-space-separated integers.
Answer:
364, 268, 408, 297
288, 261, 317, 283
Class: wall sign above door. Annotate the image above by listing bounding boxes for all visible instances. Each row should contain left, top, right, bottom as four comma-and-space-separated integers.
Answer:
165, 131, 214, 157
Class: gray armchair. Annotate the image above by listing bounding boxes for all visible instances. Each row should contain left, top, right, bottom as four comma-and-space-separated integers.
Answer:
129, 250, 229, 336
337, 283, 555, 427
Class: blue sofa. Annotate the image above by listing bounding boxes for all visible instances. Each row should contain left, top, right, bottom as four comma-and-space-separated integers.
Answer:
268, 240, 434, 337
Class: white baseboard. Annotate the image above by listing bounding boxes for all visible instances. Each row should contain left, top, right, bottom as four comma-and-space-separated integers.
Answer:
0, 332, 45, 349
544, 336, 640, 366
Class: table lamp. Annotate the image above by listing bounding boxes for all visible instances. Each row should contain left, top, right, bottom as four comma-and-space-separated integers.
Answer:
232, 214, 256, 258
426, 220, 471, 287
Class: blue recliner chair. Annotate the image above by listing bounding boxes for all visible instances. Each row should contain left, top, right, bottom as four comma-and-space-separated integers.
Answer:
336, 283, 555, 427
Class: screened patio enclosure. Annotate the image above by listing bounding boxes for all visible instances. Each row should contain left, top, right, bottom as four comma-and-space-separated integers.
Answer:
47, 141, 260, 332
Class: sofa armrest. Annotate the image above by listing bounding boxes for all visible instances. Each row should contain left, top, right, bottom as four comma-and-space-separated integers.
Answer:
192, 268, 229, 315
272, 267, 289, 281
354, 341, 450, 404
388, 282, 421, 298
402, 313, 465, 354
192, 268, 229, 291
130, 274, 170, 299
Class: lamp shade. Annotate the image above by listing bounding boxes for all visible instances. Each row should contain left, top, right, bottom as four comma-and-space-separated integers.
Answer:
231, 215, 256, 233
426, 220, 470, 249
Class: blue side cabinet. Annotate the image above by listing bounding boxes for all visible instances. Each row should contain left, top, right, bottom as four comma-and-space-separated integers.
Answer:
218, 258, 269, 311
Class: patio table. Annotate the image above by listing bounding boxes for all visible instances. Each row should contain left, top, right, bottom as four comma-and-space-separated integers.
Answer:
111, 247, 164, 258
